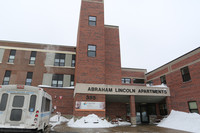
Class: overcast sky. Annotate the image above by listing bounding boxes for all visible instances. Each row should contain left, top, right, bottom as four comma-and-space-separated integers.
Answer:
0, 0, 199, 72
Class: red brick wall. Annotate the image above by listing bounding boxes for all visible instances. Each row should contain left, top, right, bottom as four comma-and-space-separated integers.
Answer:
105, 26, 122, 85
75, 0, 106, 84
43, 88, 74, 115
74, 93, 105, 117
0, 48, 75, 86
106, 102, 127, 120
146, 50, 200, 113
146, 67, 168, 81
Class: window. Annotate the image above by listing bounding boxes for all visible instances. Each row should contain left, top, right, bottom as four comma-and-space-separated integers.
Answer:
25, 72, 33, 86
70, 75, 74, 86
71, 54, 76, 67
133, 79, 145, 84
122, 78, 131, 84
54, 53, 65, 66
0, 93, 8, 111
160, 75, 167, 84
88, 45, 96, 57
2, 70, 11, 85
29, 95, 37, 112
52, 74, 63, 87
89, 16, 96, 26
10, 109, 22, 121
181, 66, 191, 82
188, 101, 198, 113
45, 98, 50, 112
8, 49, 16, 63
29, 51, 37, 64
12, 96, 24, 107
41, 97, 50, 112
146, 80, 153, 86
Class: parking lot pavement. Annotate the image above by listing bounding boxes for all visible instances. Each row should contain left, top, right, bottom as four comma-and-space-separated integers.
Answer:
48, 123, 190, 133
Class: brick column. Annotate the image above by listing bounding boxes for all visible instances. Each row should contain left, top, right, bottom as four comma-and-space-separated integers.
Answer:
166, 96, 172, 114
130, 95, 136, 125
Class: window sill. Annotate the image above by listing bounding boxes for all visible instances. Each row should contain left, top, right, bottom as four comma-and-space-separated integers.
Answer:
7, 62, 14, 65
182, 80, 192, 84
28, 64, 35, 66
45, 65, 75, 69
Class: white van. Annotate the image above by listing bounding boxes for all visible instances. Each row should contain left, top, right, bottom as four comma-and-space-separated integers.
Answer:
0, 85, 52, 132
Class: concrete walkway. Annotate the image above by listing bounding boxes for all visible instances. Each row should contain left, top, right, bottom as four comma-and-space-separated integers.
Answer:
49, 123, 189, 133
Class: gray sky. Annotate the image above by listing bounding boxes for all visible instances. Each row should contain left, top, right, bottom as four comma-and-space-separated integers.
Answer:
0, 0, 199, 72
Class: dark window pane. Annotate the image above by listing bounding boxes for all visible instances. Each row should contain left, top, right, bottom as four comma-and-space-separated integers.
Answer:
29, 95, 37, 112
29, 51, 37, 64
10, 50, 16, 55
188, 101, 198, 113
71, 55, 76, 67
89, 16, 96, 26
54, 53, 66, 66
88, 45, 96, 57
3, 71, 11, 85
31, 51, 37, 57
25, 72, 33, 85
41, 97, 45, 112
0, 93, 8, 111
160, 75, 167, 84
45, 98, 50, 112
10, 109, 22, 121
52, 74, 63, 87
70, 75, 74, 86
88, 45, 96, 51
147, 81, 153, 86
5, 70, 11, 77
133, 79, 145, 84
122, 78, 131, 84
8, 50, 16, 63
27, 72, 33, 79
181, 66, 191, 82
12, 96, 24, 107
88, 51, 96, 57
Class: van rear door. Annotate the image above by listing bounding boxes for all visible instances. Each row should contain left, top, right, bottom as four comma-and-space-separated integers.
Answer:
5, 94, 29, 126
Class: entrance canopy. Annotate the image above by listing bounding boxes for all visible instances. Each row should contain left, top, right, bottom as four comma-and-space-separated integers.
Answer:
135, 95, 166, 103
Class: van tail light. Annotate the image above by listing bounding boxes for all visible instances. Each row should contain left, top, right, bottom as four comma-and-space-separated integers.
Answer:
17, 85, 24, 89
35, 114, 38, 118
0, 86, 2, 88
36, 110, 39, 114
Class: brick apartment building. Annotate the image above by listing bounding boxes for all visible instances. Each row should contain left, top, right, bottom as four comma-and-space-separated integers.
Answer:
0, 0, 199, 125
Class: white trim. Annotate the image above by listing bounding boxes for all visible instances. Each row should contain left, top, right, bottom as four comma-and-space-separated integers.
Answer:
0, 46, 76, 54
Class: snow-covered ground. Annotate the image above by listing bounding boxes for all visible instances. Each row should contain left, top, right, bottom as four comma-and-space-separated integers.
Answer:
158, 110, 200, 133
50, 114, 131, 129
68, 114, 131, 128
49, 114, 69, 130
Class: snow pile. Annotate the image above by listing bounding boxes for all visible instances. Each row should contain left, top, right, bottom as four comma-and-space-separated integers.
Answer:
158, 110, 200, 133
49, 115, 69, 129
117, 121, 131, 126
146, 83, 167, 87
68, 114, 115, 128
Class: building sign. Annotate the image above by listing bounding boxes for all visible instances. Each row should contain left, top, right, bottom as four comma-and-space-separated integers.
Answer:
75, 101, 105, 111
88, 87, 167, 94
75, 83, 170, 96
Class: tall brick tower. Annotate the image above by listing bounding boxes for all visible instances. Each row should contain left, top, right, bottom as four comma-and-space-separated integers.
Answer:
74, 0, 122, 117
75, 0, 106, 84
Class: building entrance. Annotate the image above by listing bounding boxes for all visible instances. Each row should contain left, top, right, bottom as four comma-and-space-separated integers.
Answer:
140, 105, 149, 123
